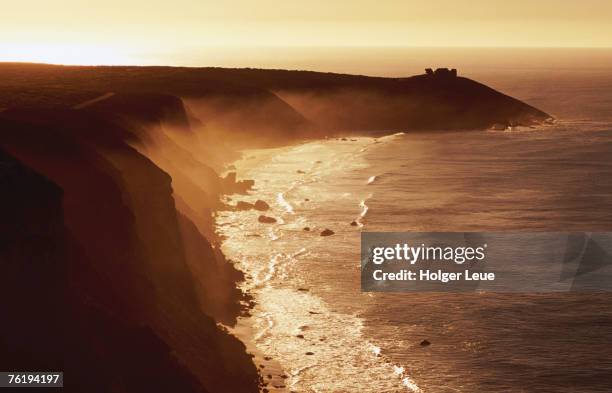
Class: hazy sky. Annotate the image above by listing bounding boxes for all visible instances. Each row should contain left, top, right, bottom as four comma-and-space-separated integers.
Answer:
1, 0, 611, 64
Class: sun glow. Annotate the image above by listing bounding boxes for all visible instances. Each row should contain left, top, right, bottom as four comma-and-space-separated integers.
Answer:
0, 43, 136, 66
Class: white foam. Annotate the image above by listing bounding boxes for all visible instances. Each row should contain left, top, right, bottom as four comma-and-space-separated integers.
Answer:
277, 192, 294, 214
355, 198, 370, 228
292, 248, 308, 258
250, 288, 422, 392
216, 136, 423, 392
268, 228, 279, 241
393, 365, 405, 376
403, 377, 422, 392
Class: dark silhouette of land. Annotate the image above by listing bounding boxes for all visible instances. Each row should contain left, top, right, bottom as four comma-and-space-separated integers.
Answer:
0, 63, 550, 143
0, 62, 551, 393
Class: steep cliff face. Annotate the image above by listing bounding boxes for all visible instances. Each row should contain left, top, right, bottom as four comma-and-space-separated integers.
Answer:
84, 92, 192, 139
0, 149, 211, 393
0, 109, 260, 392
79, 93, 245, 321
183, 89, 315, 146
80, 93, 223, 232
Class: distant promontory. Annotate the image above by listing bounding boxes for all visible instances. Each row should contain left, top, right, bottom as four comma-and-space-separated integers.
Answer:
0, 63, 551, 145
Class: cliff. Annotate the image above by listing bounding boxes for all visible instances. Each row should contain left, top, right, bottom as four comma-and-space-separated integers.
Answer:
0, 107, 260, 392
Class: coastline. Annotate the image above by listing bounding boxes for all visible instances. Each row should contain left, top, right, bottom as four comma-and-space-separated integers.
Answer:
216, 134, 422, 392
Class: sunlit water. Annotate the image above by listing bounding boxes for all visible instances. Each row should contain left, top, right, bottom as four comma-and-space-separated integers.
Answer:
217, 66, 612, 392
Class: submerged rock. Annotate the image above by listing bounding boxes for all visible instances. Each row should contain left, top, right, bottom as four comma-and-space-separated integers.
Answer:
258, 215, 277, 224
350, 220, 358, 226
303, 227, 310, 231
320, 229, 335, 236
420, 339, 431, 347
305, 352, 315, 355
254, 199, 270, 211
297, 170, 306, 174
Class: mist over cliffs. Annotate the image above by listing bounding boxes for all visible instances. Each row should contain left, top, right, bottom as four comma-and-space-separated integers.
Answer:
0, 62, 550, 393
0, 63, 550, 143
0, 106, 260, 392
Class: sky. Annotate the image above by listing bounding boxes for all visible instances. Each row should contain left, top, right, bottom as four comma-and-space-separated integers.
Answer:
1, 0, 611, 65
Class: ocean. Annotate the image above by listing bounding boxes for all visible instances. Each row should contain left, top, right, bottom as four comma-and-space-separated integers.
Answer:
216, 50, 612, 392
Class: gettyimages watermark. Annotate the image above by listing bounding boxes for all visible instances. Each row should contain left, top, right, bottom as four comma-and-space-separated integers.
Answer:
361, 232, 612, 292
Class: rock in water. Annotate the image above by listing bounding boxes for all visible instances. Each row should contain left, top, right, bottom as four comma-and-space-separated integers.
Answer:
303, 227, 310, 231
258, 215, 277, 224
320, 229, 335, 236
235, 201, 254, 210
350, 220, 358, 226
254, 199, 270, 211
420, 339, 431, 347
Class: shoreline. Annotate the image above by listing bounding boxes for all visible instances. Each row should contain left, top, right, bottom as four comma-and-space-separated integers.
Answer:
220, 137, 375, 392
216, 133, 421, 392
232, 321, 289, 392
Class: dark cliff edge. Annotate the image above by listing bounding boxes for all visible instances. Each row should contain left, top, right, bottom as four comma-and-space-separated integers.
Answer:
0, 107, 260, 392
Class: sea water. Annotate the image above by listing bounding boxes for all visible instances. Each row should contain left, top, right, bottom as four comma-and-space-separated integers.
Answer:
216, 56, 612, 392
